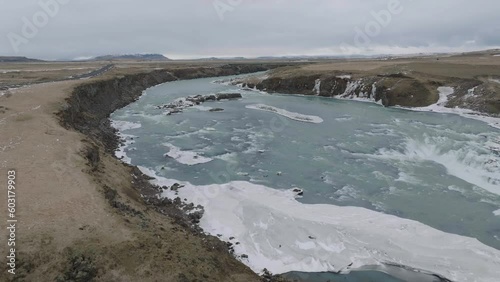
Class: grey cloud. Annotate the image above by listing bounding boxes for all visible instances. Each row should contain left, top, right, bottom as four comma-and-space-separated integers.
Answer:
0, 0, 499, 59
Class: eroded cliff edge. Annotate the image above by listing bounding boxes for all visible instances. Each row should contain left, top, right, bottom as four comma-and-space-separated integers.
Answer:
239, 63, 500, 116
52, 64, 290, 282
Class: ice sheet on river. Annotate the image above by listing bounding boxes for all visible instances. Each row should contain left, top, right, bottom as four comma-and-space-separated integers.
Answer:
138, 167, 500, 282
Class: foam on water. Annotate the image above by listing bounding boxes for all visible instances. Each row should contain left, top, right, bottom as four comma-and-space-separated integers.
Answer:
162, 143, 213, 165
110, 119, 142, 164
111, 75, 500, 282
246, 104, 324, 124
111, 120, 142, 130
494, 209, 500, 216
137, 166, 500, 282
395, 172, 420, 185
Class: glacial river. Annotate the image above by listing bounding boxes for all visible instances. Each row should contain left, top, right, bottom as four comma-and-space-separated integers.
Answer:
111, 74, 500, 282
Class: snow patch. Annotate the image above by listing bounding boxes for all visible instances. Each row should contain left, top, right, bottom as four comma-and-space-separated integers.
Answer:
399, 87, 500, 130
493, 209, 500, 216
337, 75, 352, 79
360, 137, 500, 197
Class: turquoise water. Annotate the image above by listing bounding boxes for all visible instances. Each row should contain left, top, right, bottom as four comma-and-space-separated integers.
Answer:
111, 74, 500, 280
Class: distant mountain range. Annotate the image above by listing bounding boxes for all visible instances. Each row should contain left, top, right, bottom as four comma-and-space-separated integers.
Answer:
0, 56, 44, 63
91, 54, 171, 61
1, 49, 499, 63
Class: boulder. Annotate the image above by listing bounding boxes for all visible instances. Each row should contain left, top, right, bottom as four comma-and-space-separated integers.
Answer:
292, 188, 304, 196
215, 93, 242, 100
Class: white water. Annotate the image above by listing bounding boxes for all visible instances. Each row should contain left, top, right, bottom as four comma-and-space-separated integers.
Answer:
357, 137, 500, 196
111, 120, 142, 131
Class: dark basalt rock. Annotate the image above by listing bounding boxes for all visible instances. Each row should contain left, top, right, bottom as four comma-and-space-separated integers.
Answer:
215, 93, 242, 100
209, 108, 224, 112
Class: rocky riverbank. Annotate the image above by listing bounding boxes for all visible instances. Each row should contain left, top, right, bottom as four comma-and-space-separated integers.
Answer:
237, 66, 500, 116
55, 64, 291, 281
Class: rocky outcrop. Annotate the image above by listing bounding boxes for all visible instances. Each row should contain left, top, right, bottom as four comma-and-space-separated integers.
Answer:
210, 108, 225, 112
157, 93, 243, 115
58, 64, 283, 153
446, 78, 500, 115
244, 74, 435, 107
239, 68, 500, 116
56, 63, 291, 282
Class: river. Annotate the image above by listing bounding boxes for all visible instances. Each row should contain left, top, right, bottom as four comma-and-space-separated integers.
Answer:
111, 73, 500, 282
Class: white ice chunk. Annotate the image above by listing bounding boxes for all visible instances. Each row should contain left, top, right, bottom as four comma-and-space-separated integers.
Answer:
137, 167, 500, 282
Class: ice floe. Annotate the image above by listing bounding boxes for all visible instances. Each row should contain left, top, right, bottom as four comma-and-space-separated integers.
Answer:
137, 166, 500, 282
246, 104, 324, 123
163, 142, 213, 165
465, 86, 478, 99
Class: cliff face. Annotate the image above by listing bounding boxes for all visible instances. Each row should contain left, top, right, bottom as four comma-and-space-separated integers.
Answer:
58, 64, 282, 153
244, 74, 435, 108
241, 70, 500, 115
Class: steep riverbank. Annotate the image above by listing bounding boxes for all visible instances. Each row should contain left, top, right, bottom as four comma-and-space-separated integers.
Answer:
54, 64, 293, 281
237, 64, 500, 116
0, 64, 293, 281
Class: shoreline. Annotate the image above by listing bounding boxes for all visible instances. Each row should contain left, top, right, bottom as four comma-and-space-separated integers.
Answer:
234, 80, 500, 130
54, 63, 292, 281
112, 74, 500, 282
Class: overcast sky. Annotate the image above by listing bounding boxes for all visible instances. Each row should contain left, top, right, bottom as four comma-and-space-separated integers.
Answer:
1, 0, 499, 60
